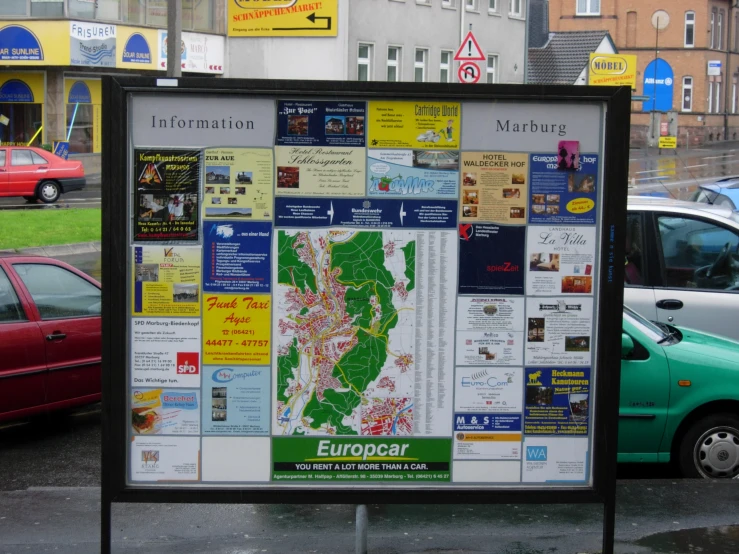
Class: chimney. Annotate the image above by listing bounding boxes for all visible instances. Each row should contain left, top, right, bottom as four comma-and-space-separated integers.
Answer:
528, 0, 550, 48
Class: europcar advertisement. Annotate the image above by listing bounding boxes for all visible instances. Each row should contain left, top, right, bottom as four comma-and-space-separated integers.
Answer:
126, 92, 607, 489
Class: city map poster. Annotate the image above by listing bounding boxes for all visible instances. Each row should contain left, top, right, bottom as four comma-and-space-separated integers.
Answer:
203, 148, 274, 220
367, 149, 459, 198
274, 145, 366, 197
203, 221, 271, 293
271, 437, 452, 482
368, 101, 461, 149
524, 367, 591, 436
130, 435, 200, 481
131, 317, 201, 388
459, 152, 529, 223
202, 365, 270, 435
202, 293, 271, 365
276, 100, 366, 147
134, 149, 201, 241
529, 154, 599, 225
455, 296, 525, 366
525, 297, 594, 366
457, 224, 525, 294
132, 246, 202, 317
131, 388, 201, 435
526, 226, 596, 296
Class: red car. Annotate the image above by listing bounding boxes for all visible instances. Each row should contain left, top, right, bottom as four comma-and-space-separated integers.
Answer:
0, 146, 86, 204
0, 256, 101, 423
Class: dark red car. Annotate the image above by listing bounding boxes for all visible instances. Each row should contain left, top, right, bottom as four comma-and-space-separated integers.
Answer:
0, 256, 101, 423
0, 146, 86, 204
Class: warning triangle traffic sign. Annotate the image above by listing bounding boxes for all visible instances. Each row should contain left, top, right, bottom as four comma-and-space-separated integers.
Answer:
454, 31, 485, 61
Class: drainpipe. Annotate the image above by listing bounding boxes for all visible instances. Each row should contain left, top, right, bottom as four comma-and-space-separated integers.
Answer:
459, 1, 465, 83
523, 0, 530, 83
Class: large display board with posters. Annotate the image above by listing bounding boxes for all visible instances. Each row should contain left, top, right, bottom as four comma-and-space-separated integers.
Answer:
103, 78, 628, 522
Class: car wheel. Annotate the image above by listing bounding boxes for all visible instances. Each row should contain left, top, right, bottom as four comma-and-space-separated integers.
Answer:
23, 195, 37, 202
37, 180, 61, 204
678, 414, 739, 479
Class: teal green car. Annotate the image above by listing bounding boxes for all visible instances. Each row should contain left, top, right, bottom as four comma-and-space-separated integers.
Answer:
620, 306, 739, 478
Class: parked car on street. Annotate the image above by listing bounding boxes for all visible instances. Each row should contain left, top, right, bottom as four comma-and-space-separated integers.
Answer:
689, 176, 739, 210
620, 305, 739, 478
0, 146, 86, 204
0, 255, 101, 423
625, 196, 739, 340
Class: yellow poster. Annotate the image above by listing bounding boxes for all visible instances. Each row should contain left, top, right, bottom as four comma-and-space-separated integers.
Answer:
368, 101, 460, 150
228, 0, 338, 37
132, 246, 202, 317
459, 152, 529, 224
203, 294, 271, 365
203, 148, 274, 219
0, 21, 70, 66
274, 146, 365, 197
117, 26, 158, 70
588, 53, 637, 88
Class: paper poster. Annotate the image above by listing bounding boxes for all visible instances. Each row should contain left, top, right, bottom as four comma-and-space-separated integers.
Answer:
529, 153, 599, 224
459, 152, 529, 223
458, 224, 525, 294
368, 101, 461, 149
274, 145, 365, 197
134, 149, 200, 241
130, 436, 200, 481
524, 367, 590, 436
526, 227, 596, 295
525, 297, 594, 366
133, 246, 201, 317
131, 389, 200, 435
367, 149, 459, 198
203, 221, 271, 293
203, 148, 273, 220
131, 318, 201, 388
276, 100, 365, 147
522, 437, 588, 483
455, 297, 524, 366
453, 367, 522, 413
453, 413, 522, 460
202, 366, 270, 435
202, 294, 271, 364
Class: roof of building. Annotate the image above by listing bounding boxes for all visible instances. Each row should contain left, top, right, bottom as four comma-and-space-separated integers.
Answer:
528, 30, 615, 85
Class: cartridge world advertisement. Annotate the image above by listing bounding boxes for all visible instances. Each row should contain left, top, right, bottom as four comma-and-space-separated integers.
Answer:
368, 101, 461, 149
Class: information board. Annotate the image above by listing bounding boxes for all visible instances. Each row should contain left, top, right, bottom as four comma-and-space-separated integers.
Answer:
103, 79, 629, 512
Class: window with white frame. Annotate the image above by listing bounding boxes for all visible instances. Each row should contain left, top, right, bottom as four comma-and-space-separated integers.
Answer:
509, 0, 522, 17
466, 0, 477, 11
387, 46, 401, 82
440, 50, 452, 82
718, 10, 725, 50
733, 81, 737, 114
415, 48, 428, 82
684, 11, 695, 48
682, 77, 693, 112
357, 43, 372, 81
708, 81, 722, 113
488, 0, 497, 12
576, 0, 599, 16
711, 8, 717, 49
442, 0, 455, 7
486, 54, 498, 83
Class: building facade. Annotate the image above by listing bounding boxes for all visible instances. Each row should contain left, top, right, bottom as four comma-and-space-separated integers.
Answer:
549, 0, 739, 146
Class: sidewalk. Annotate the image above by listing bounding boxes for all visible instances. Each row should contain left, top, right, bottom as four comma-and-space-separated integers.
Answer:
1, 481, 738, 553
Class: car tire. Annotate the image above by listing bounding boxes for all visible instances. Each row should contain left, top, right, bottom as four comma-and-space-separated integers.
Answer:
37, 180, 61, 204
678, 413, 739, 479
23, 195, 37, 202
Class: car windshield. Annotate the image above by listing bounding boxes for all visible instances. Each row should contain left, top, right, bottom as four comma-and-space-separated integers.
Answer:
623, 305, 670, 343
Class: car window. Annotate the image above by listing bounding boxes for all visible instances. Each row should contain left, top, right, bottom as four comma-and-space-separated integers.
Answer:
623, 306, 667, 342
0, 150, 6, 166
625, 213, 644, 286
30, 151, 47, 164
657, 215, 739, 290
0, 267, 26, 323
692, 190, 715, 204
12, 263, 100, 319
11, 149, 35, 166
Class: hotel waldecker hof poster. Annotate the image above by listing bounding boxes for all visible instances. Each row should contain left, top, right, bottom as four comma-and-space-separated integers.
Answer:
125, 92, 607, 487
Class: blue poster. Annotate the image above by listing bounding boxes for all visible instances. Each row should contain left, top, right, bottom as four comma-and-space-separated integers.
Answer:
202, 366, 270, 435
528, 154, 599, 225
275, 198, 457, 228
524, 367, 590, 436
276, 100, 366, 147
454, 413, 522, 432
203, 221, 271, 293
458, 224, 525, 294
367, 149, 459, 198
642, 58, 674, 112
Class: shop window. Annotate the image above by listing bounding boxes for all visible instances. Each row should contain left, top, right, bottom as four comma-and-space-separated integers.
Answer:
0, 104, 42, 147
0, 0, 27, 16
66, 104, 94, 155
30, 0, 63, 17
120, 0, 224, 33
69, 0, 121, 21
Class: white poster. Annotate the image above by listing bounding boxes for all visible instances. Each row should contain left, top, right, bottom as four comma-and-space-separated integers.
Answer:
130, 436, 200, 481
455, 297, 524, 366
522, 437, 588, 483
525, 297, 593, 366
131, 318, 201, 387
526, 226, 596, 295
454, 430, 521, 460
453, 367, 522, 413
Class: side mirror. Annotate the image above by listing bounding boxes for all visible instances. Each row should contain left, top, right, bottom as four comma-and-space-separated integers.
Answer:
621, 333, 635, 359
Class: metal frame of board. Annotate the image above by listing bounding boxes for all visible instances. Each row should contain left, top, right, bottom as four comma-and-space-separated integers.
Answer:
101, 76, 630, 554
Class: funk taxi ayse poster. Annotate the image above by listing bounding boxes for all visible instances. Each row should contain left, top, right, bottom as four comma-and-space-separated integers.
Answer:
135, 149, 201, 241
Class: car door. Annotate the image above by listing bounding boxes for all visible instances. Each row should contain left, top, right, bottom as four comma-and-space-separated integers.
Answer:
618, 309, 671, 462
652, 213, 739, 340
11, 262, 101, 405
0, 149, 9, 195
8, 148, 47, 195
0, 262, 47, 421
623, 211, 658, 320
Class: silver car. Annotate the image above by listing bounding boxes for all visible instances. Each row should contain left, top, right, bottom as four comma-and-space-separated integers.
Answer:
625, 196, 739, 340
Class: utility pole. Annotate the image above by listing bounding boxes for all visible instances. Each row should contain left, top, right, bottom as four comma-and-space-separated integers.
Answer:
167, 0, 182, 78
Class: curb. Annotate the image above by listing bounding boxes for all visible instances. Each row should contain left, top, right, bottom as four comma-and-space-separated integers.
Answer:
0, 241, 102, 256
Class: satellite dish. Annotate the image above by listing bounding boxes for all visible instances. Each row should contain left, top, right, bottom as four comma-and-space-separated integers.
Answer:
651, 10, 670, 30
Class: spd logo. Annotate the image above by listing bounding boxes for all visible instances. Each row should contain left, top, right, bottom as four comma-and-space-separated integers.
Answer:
526, 446, 548, 461
176, 352, 200, 375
